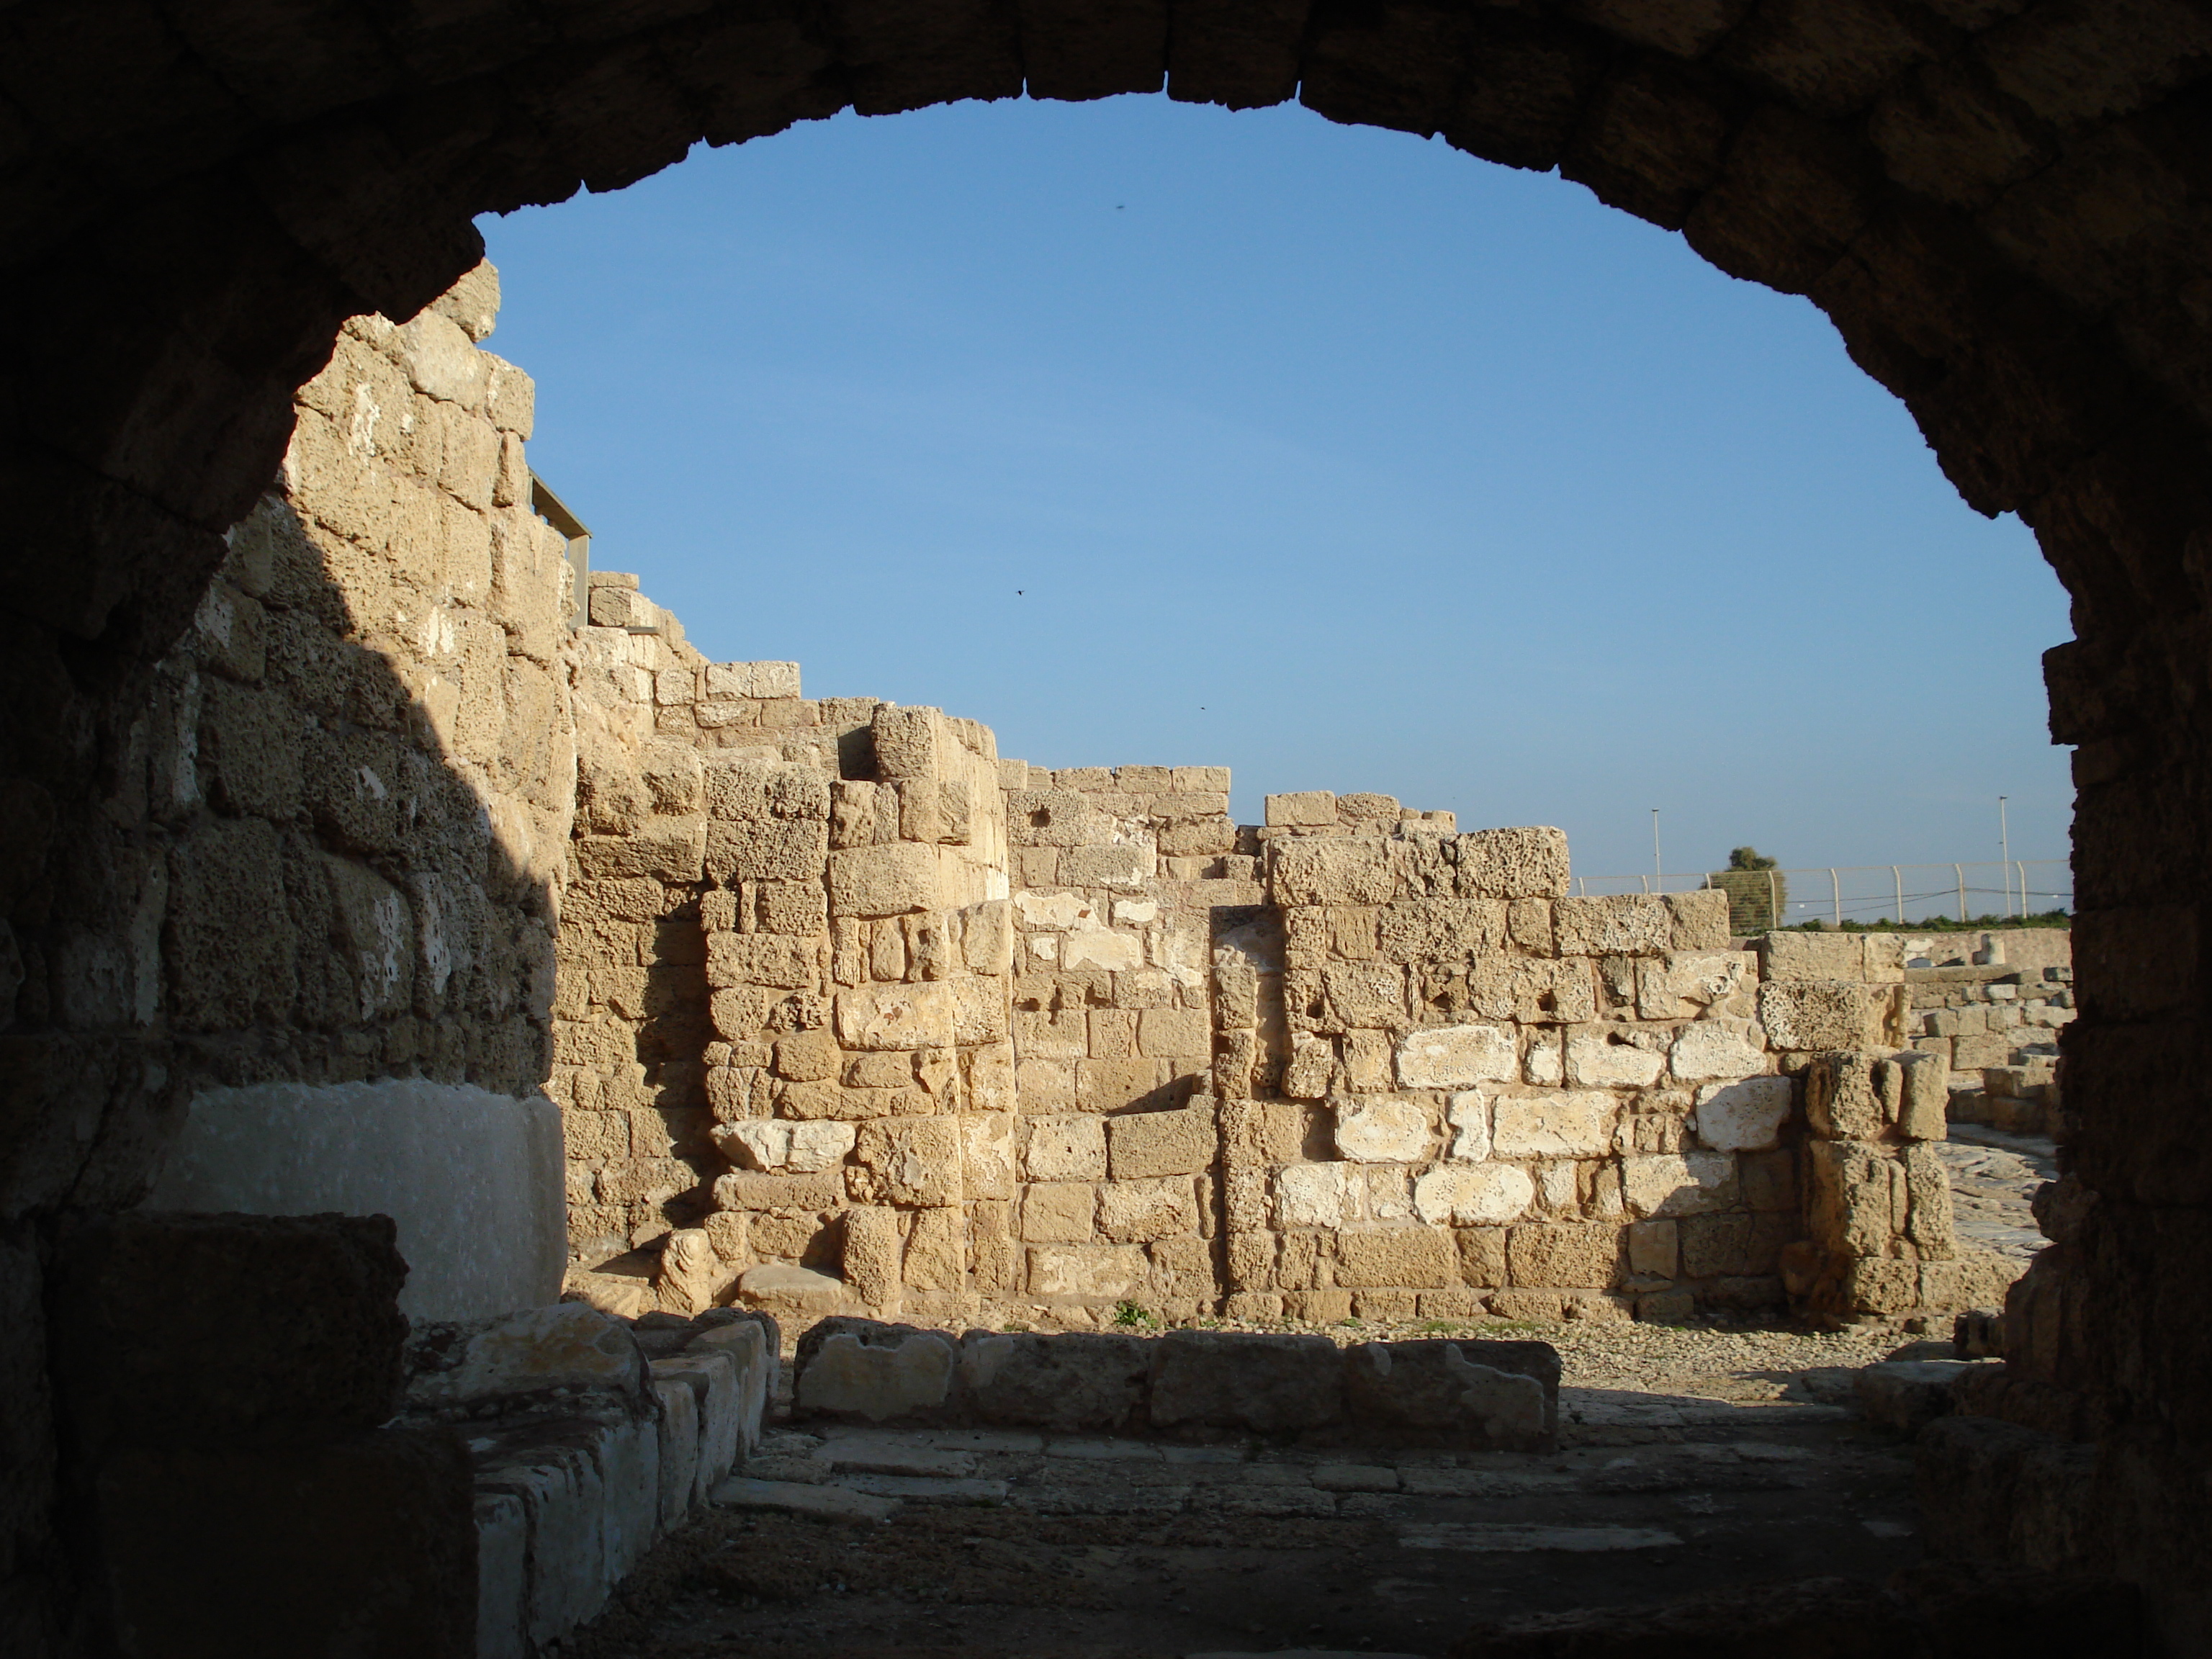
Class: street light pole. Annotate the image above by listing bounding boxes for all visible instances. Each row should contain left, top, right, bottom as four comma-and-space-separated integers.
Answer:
1651, 809, 1661, 891
1999, 795, 2012, 918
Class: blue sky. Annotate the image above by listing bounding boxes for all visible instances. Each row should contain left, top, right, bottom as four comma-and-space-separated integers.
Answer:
477, 94, 2074, 896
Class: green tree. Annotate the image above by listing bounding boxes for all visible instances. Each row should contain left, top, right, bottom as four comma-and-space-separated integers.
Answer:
1709, 846, 1786, 935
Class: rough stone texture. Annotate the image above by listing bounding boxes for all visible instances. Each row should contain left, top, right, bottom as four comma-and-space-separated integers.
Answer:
1341, 1338, 1559, 1449
1148, 1331, 1344, 1433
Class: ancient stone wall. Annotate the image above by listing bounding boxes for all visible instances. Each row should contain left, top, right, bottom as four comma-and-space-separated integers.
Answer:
550, 577, 2015, 1334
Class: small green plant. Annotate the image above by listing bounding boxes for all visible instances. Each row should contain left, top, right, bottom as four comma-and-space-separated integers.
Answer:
1337, 1316, 1363, 1329
1001, 1321, 1030, 1334
1417, 1318, 1468, 1335
1112, 1300, 1157, 1329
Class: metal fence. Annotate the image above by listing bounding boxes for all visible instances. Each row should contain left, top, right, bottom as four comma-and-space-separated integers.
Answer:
1570, 860, 2072, 928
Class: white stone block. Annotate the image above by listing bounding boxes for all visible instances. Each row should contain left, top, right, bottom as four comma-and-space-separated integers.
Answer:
1394, 1024, 1516, 1089
1692, 1076, 1792, 1151
1668, 1018, 1766, 1082
1062, 925, 1143, 971
1272, 1161, 1354, 1228
1412, 1162, 1535, 1226
1620, 1151, 1738, 1218
1445, 1091, 1491, 1161
1334, 1097, 1432, 1162
598, 1416, 662, 1584
1564, 1030, 1665, 1088
474, 1491, 528, 1659
1490, 1091, 1617, 1159
798, 1330, 956, 1420
652, 1352, 740, 1507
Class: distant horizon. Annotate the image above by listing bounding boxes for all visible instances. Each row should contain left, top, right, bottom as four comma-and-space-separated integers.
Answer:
480, 94, 2074, 883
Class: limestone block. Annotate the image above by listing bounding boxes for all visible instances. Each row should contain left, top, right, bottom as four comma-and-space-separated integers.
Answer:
1411, 1163, 1534, 1226
1760, 931, 1863, 983
657, 1229, 727, 1314
835, 981, 954, 1051
1489, 1090, 1617, 1159
1894, 1050, 1950, 1140
736, 1264, 857, 1321
1148, 1331, 1343, 1431
1333, 1097, 1432, 1162
1806, 1051, 1886, 1141
1271, 835, 1394, 905
1023, 1115, 1106, 1182
1524, 1032, 1563, 1084
1757, 981, 1876, 1051
853, 1118, 962, 1207
705, 934, 815, 992
1335, 1226, 1457, 1287
1444, 1091, 1491, 1161
1343, 1339, 1555, 1449
572, 814, 709, 884
1692, 1076, 1792, 1151
1272, 1161, 1354, 1228
1265, 791, 1337, 827
1374, 897, 1509, 963
1627, 1218, 1678, 1277
714, 1169, 843, 1213
1452, 827, 1570, 899
950, 977, 1010, 1047
1668, 1018, 1766, 1082
1137, 1007, 1210, 1058
828, 842, 938, 917
957, 1331, 1150, 1431
1621, 1151, 1738, 1219
703, 819, 826, 885
652, 1377, 700, 1531
1861, 933, 1908, 983
1395, 1023, 1516, 1088
959, 899, 1013, 973
795, 1320, 956, 1421
1097, 1177, 1199, 1244
1063, 840, 1152, 887
755, 882, 827, 937
1662, 889, 1732, 950
1077, 1058, 1166, 1113
1282, 1035, 1334, 1100
1025, 1243, 1147, 1299
1636, 952, 1753, 1020
768, 1030, 837, 1082
840, 1207, 902, 1308
1105, 1105, 1215, 1178
903, 1206, 965, 1290
408, 1304, 645, 1406
1902, 1141, 1956, 1256
713, 1118, 855, 1174
1506, 1223, 1624, 1288
1552, 895, 1671, 956
1564, 1029, 1665, 1088
688, 1318, 773, 1457
1061, 924, 1143, 971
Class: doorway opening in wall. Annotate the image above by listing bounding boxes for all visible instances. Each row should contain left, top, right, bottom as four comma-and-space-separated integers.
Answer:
469, 93, 2074, 1658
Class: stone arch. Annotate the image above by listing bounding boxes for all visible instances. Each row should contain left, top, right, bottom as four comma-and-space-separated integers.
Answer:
5, 2, 2212, 1649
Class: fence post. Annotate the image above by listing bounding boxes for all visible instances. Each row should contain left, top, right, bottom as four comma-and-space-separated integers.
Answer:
1954, 865, 1966, 924
1830, 869, 1842, 927
1893, 866, 1903, 924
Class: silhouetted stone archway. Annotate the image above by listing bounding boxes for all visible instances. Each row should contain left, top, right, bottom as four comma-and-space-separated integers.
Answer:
5, 2, 2212, 1650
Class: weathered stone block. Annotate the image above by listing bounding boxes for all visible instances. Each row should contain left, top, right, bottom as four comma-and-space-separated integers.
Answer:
1759, 930, 1863, 982
703, 818, 825, 885
1272, 1161, 1354, 1228
1148, 1331, 1342, 1431
1020, 1182, 1097, 1244
1265, 791, 1338, 827
1106, 1105, 1214, 1178
853, 1118, 962, 1207
1271, 835, 1394, 905
1394, 1022, 1516, 1088
1025, 1243, 1147, 1299
1506, 1223, 1623, 1289
1489, 1089, 1617, 1159
1335, 1226, 1457, 1288
1452, 827, 1570, 899
705, 933, 814, 992
1637, 951, 1752, 1020
1564, 1028, 1665, 1087
1620, 1151, 1738, 1218
1097, 1177, 1199, 1243
1668, 1018, 1766, 1082
1552, 894, 1671, 956
958, 1331, 1151, 1431
1137, 1006, 1210, 1058
1341, 1339, 1557, 1448
1412, 1164, 1534, 1226
1375, 898, 1509, 962
1663, 889, 1732, 950
1758, 981, 1876, 1051
835, 981, 954, 1051
1692, 1076, 1792, 1151
793, 1318, 956, 1422
1023, 1114, 1107, 1182
827, 841, 937, 917
1332, 1096, 1432, 1162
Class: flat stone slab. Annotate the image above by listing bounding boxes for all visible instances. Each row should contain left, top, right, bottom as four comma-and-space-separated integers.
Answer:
823, 1440, 976, 1478
709, 1477, 898, 1522
1313, 1462, 1401, 1493
1046, 1437, 1164, 1460
1398, 1522, 1684, 1552
834, 1473, 1010, 1503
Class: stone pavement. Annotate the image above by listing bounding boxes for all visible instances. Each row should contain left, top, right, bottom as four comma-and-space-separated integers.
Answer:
567, 1387, 1918, 1658
1933, 1127, 2056, 1264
